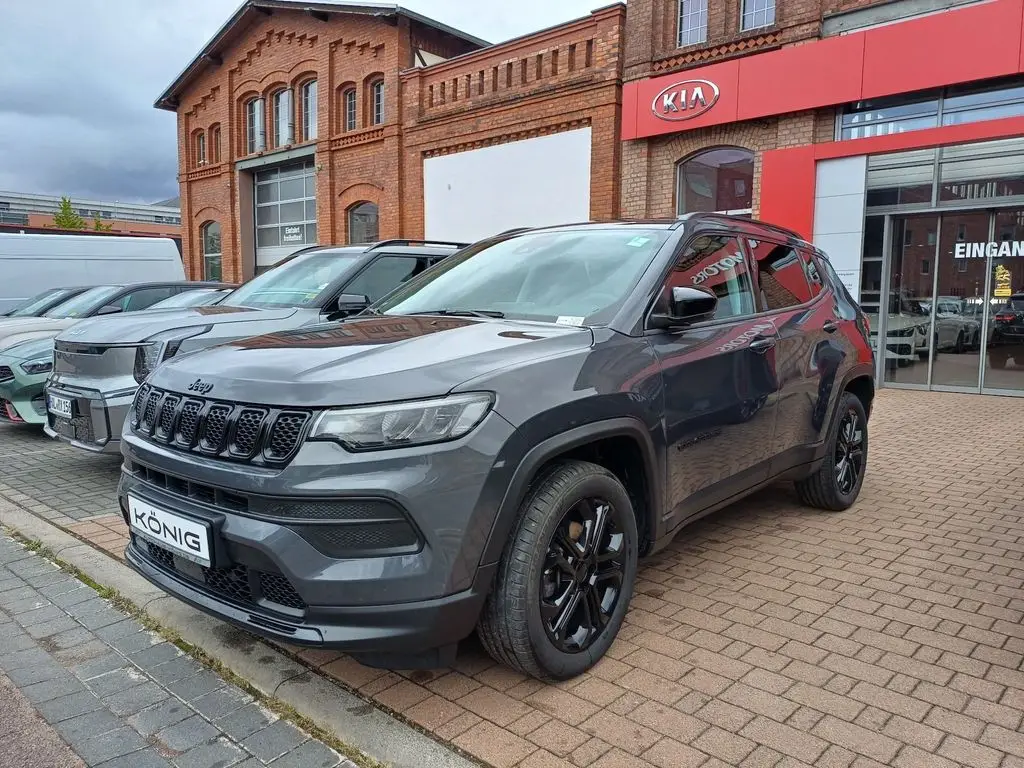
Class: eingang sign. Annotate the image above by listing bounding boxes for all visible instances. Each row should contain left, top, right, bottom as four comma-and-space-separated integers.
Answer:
954, 241, 1024, 259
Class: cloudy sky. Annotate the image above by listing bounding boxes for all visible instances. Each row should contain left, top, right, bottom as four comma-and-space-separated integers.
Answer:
0, 0, 600, 205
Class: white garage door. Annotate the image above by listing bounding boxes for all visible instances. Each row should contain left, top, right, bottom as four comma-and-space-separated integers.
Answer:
424, 128, 592, 243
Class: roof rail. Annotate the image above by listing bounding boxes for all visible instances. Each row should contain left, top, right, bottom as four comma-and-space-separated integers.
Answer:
367, 239, 469, 250
494, 227, 533, 237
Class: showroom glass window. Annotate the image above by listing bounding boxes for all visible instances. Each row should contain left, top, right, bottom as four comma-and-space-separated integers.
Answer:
246, 97, 266, 154
348, 202, 379, 244
255, 161, 317, 248
678, 0, 708, 46
301, 80, 318, 141
741, 0, 775, 30
677, 148, 754, 216
841, 76, 1024, 140
202, 222, 222, 281
272, 89, 293, 147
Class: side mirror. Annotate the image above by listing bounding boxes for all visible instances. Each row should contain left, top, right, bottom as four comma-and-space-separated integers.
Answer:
334, 293, 370, 315
649, 286, 718, 329
97, 304, 122, 316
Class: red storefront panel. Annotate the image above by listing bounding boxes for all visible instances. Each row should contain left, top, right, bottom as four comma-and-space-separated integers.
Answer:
622, 0, 1024, 141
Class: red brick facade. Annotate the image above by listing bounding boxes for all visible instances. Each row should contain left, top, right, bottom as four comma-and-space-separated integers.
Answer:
164, 2, 625, 282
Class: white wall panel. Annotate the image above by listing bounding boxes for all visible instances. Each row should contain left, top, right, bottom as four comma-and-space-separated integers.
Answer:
813, 155, 868, 300
424, 128, 592, 243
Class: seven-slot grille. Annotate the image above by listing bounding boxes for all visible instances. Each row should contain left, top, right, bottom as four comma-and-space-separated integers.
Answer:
131, 385, 311, 465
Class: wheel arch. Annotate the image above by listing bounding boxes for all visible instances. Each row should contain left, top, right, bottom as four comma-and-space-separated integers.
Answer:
481, 418, 663, 565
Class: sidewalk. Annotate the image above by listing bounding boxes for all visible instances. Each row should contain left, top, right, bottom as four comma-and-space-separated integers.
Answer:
0, 535, 353, 768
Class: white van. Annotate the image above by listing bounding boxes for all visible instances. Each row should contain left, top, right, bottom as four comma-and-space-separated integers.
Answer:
0, 234, 184, 314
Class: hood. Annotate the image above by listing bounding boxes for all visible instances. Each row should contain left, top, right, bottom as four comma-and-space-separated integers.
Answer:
0, 318, 75, 351
0, 336, 55, 362
55, 306, 298, 345
148, 314, 593, 407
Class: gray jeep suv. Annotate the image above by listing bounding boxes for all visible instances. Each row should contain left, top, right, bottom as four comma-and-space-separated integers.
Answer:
117, 215, 875, 680
46, 241, 462, 454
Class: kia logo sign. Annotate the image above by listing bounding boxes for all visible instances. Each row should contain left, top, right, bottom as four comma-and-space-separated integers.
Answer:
652, 79, 720, 121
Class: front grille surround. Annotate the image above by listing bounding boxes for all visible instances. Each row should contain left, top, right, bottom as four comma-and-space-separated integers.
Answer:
131, 386, 311, 466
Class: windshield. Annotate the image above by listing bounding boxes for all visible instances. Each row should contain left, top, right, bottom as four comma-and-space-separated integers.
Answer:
7, 288, 76, 317
222, 251, 360, 309
148, 289, 224, 309
43, 285, 122, 319
375, 229, 671, 324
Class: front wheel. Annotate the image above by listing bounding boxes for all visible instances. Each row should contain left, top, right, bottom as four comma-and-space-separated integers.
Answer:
477, 460, 638, 680
796, 392, 868, 511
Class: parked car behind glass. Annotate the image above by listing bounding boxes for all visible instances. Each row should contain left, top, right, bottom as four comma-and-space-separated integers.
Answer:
116, 214, 875, 681
46, 241, 463, 454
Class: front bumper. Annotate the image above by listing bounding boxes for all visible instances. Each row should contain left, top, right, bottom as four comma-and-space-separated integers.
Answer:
117, 409, 524, 654
0, 367, 48, 425
44, 383, 134, 454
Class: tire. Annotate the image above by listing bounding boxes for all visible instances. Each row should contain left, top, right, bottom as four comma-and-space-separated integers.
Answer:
477, 460, 638, 681
954, 331, 965, 354
796, 391, 868, 512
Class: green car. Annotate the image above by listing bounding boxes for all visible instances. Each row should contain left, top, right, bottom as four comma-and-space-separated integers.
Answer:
0, 337, 55, 425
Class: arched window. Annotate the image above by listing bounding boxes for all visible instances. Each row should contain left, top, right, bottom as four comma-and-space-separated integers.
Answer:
195, 131, 206, 166
245, 97, 266, 154
201, 221, 222, 281
343, 88, 357, 132
676, 147, 754, 216
210, 124, 222, 163
347, 202, 379, 244
272, 88, 294, 147
370, 80, 385, 126
301, 80, 318, 141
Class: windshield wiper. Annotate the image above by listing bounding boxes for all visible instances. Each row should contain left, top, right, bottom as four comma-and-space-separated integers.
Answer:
408, 309, 505, 319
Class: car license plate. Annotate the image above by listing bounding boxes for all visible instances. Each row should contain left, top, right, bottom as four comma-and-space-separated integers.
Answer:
47, 394, 73, 418
127, 496, 211, 567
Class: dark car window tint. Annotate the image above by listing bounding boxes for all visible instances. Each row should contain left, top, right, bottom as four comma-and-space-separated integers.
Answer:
344, 256, 424, 303
663, 235, 756, 321
120, 287, 178, 312
748, 240, 816, 310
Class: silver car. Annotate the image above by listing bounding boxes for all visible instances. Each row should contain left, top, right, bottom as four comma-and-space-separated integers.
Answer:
45, 241, 462, 454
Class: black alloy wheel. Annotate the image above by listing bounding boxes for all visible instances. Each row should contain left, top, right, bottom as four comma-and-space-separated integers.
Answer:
540, 498, 625, 653
834, 408, 865, 496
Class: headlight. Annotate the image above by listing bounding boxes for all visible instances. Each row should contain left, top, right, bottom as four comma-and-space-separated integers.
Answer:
133, 326, 211, 384
310, 393, 493, 451
20, 359, 52, 375
893, 326, 916, 337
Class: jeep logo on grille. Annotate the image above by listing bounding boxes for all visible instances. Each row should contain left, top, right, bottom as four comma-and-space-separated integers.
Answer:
187, 378, 214, 394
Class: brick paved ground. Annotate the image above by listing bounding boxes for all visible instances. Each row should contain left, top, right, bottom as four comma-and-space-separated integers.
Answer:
1, 388, 1023, 767
0, 535, 352, 768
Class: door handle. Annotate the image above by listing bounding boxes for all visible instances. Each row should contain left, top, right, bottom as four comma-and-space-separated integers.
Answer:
749, 336, 777, 353
823, 320, 839, 334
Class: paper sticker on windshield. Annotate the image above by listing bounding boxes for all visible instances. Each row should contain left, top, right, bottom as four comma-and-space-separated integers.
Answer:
627, 237, 651, 248
556, 316, 585, 327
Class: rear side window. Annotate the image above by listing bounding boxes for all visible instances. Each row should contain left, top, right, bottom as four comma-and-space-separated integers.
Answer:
747, 239, 817, 310
662, 235, 756, 321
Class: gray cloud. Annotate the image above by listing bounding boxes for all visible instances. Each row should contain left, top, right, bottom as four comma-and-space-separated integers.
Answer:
0, 0, 600, 204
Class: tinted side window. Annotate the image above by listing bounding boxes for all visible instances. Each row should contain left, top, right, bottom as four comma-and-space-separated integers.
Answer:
748, 240, 816, 310
344, 256, 426, 303
662, 235, 756, 321
120, 287, 178, 312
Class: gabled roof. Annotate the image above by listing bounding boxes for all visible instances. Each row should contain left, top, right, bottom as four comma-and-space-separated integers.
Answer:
155, 0, 490, 111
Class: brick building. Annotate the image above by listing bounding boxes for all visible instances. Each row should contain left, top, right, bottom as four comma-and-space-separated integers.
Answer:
157, 0, 624, 283
161, 0, 1024, 396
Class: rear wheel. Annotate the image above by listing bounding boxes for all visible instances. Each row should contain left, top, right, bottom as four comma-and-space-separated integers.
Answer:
477, 460, 638, 680
796, 392, 867, 511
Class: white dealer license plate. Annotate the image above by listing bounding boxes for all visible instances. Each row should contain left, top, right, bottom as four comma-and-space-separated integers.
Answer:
128, 496, 211, 567
48, 394, 73, 418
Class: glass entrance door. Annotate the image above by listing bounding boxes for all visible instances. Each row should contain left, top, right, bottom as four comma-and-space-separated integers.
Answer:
882, 214, 937, 387
983, 208, 1024, 393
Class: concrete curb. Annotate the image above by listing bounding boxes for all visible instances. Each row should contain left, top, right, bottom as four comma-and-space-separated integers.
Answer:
0, 500, 479, 768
